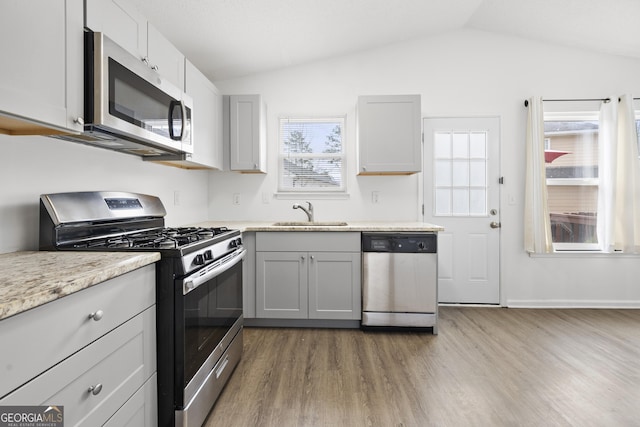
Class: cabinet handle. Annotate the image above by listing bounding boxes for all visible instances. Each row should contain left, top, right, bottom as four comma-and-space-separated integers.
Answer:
88, 310, 104, 321
88, 384, 103, 396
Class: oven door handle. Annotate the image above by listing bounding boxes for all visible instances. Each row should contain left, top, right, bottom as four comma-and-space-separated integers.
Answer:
182, 248, 246, 295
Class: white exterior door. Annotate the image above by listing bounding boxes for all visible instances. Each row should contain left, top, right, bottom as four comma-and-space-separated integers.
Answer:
423, 117, 501, 304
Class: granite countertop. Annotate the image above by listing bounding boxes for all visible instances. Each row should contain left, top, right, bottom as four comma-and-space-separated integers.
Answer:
192, 221, 444, 232
0, 251, 160, 321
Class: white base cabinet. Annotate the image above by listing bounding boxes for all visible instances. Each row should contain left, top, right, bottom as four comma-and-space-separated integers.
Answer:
256, 232, 361, 320
0, 265, 157, 427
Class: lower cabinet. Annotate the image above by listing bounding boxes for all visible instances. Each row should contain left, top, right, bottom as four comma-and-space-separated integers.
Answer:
256, 232, 361, 320
0, 265, 157, 427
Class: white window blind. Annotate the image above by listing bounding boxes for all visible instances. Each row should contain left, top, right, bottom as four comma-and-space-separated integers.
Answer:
279, 117, 345, 192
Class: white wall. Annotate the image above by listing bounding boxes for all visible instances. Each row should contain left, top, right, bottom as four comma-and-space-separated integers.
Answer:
0, 134, 210, 253
209, 28, 640, 307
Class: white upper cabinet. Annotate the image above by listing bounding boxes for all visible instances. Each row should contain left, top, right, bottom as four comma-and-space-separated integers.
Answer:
85, 0, 185, 91
182, 60, 223, 169
228, 94, 267, 173
0, 0, 84, 135
357, 94, 422, 175
146, 23, 185, 91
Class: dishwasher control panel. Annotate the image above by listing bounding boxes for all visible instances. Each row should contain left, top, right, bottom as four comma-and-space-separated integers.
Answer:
362, 233, 437, 253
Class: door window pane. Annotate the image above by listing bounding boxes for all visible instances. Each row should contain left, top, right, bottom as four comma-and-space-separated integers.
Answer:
433, 130, 489, 217
434, 132, 451, 158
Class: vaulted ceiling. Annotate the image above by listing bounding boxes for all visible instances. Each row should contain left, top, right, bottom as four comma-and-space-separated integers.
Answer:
130, 0, 640, 81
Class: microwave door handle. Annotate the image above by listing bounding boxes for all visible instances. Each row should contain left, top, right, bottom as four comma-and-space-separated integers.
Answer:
179, 100, 187, 142
168, 100, 184, 141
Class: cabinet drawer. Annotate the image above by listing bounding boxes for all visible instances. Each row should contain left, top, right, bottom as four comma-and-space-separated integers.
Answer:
1, 306, 156, 427
256, 232, 360, 252
0, 265, 155, 398
104, 373, 157, 427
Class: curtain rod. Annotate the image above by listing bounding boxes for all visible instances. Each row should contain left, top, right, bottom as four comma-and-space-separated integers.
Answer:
524, 97, 640, 107
523, 98, 610, 107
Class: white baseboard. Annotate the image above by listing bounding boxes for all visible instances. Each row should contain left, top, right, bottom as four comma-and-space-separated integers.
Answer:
505, 299, 640, 309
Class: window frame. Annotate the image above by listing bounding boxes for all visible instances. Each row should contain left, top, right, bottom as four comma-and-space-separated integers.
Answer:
277, 116, 346, 194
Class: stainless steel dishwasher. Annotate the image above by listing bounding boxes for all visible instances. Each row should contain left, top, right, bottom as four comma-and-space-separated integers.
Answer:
362, 233, 438, 333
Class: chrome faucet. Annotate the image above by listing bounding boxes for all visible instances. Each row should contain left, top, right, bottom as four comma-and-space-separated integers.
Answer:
293, 201, 314, 222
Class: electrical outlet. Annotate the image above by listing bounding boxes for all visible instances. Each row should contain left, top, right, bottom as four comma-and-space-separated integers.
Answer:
173, 190, 181, 206
233, 193, 240, 205
372, 191, 379, 204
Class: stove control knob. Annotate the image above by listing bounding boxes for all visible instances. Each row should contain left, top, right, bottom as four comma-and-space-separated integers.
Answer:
418, 242, 426, 251
194, 254, 205, 266
235, 238, 243, 247
203, 250, 213, 261
229, 239, 238, 248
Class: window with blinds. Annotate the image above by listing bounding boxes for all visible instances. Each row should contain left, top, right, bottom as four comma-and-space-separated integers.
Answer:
279, 117, 345, 192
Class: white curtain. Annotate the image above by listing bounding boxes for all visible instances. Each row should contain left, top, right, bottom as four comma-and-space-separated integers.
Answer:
597, 99, 617, 252
524, 97, 553, 253
613, 94, 640, 253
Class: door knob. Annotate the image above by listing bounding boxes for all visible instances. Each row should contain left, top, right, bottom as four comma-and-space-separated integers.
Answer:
490, 221, 501, 229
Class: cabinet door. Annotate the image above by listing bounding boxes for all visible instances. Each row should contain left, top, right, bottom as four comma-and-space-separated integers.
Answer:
229, 94, 267, 173
308, 252, 361, 320
0, 0, 83, 134
185, 60, 223, 169
85, 0, 148, 61
147, 23, 185, 91
357, 94, 422, 174
256, 252, 307, 318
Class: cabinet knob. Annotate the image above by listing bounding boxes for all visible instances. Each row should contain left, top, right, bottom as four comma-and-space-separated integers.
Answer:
254, 163, 258, 169
141, 56, 149, 65
88, 384, 103, 396
74, 117, 84, 126
151, 65, 159, 71
301, 255, 305, 261
362, 166, 367, 171
310, 255, 315, 260
88, 310, 104, 321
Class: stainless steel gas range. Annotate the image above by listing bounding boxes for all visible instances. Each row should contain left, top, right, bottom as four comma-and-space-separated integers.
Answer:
39, 191, 245, 427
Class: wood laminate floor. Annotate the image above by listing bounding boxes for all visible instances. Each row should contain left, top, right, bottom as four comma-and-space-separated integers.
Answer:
203, 307, 640, 427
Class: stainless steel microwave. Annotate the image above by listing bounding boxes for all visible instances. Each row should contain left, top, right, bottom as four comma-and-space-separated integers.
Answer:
55, 32, 193, 157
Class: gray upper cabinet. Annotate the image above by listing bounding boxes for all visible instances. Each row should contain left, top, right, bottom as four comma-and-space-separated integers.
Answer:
357, 94, 422, 175
85, 0, 185, 91
228, 94, 267, 173
0, 0, 84, 135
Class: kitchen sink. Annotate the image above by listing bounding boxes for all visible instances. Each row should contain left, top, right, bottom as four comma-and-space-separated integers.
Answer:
271, 221, 349, 227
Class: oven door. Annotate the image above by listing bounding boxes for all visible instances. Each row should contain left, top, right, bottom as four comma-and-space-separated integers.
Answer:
175, 249, 245, 409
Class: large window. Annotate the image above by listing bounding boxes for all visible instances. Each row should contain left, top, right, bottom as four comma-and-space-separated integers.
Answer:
543, 114, 599, 248
278, 117, 345, 192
